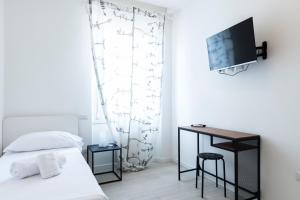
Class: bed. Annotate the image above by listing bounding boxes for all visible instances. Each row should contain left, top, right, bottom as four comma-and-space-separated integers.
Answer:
0, 115, 108, 200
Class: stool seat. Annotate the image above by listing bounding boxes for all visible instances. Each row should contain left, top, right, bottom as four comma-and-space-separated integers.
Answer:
196, 152, 227, 198
198, 152, 224, 160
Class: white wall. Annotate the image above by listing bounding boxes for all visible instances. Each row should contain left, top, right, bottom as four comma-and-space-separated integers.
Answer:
172, 0, 300, 199
4, 0, 93, 145
0, 0, 4, 153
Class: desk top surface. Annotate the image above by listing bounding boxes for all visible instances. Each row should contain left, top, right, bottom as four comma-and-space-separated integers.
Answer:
179, 126, 259, 140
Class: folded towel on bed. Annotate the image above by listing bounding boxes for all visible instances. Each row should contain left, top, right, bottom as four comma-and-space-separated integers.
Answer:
36, 153, 64, 179
10, 158, 40, 179
10, 154, 66, 179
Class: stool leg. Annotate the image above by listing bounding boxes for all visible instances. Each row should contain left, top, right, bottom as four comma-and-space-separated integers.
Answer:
216, 160, 218, 187
201, 159, 205, 198
222, 158, 227, 198
197, 159, 199, 177
196, 156, 199, 188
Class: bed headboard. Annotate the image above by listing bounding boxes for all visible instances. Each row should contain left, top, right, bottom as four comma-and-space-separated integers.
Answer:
2, 115, 79, 149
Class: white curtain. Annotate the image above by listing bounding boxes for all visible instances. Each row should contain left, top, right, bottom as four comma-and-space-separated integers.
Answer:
89, 0, 165, 171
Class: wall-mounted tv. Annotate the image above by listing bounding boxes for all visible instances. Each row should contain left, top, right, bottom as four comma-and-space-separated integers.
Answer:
206, 17, 257, 71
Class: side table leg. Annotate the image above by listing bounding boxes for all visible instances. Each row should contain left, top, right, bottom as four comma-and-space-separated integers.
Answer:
87, 148, 89, 167
112, 150, 115, 172
120, 147, 122, 180
92, 152, 94, 174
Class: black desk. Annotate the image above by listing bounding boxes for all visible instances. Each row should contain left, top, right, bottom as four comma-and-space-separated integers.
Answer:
178, 126, 260, 200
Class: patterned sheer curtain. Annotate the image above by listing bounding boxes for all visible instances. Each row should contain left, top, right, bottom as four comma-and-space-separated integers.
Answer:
89, 0, 165, 171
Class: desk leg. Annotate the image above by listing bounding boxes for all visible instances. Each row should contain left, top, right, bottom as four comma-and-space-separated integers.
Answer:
234, 151, 239, 200
178, 128, 181, 181
257, 138, 261, 200
197, 133, 200, 176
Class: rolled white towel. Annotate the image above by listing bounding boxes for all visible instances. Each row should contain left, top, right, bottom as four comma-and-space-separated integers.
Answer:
10, 158, 39, 179
36, 153, 63, 179
10, 154, 66, 179
57, 154, 66, 168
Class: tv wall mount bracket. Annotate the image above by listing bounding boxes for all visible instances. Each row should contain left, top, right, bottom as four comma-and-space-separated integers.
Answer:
218, 41, 268, 76
256, 41, 267, 60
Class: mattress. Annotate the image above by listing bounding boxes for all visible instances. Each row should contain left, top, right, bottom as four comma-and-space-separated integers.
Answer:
0, 148, 109, 200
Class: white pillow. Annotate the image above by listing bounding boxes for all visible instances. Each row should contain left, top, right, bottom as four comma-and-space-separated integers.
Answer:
4, 131, 84, 153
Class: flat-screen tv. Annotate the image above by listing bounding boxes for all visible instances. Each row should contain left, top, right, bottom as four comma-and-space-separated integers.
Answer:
206, 17, 257, 71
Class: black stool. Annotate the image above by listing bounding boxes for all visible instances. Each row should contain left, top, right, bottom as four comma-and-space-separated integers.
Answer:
196, 152, 226, 198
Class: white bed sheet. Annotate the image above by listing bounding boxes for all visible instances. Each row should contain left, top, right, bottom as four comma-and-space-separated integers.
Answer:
0, 148, 109, 200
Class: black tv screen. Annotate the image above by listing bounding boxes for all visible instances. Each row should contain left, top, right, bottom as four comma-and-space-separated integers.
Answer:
206, 17, 257, 71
